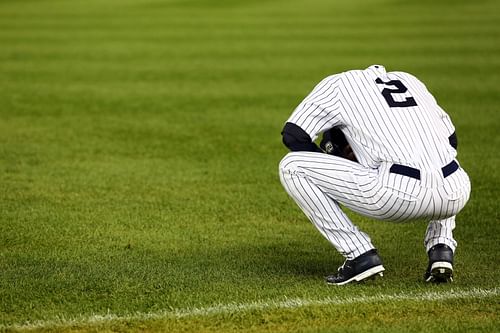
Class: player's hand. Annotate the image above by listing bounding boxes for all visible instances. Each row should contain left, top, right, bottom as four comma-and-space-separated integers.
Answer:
342, 144, 358, 162
320, 128, 358, 162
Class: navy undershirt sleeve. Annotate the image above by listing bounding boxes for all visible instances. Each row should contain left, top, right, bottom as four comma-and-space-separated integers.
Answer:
448, 131, 458, 150
281, 122, 322, 152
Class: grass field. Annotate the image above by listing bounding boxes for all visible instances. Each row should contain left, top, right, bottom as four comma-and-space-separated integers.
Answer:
1, 0, 499, 332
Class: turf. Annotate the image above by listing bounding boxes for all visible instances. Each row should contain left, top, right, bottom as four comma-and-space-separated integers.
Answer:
0, 0, 499, 332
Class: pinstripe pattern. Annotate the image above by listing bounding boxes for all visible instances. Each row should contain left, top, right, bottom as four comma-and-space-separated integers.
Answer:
280, 65, 471, 259
287, 65, 457, 169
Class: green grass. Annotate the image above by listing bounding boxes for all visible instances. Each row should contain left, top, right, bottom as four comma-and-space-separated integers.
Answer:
1, 0, 499, 332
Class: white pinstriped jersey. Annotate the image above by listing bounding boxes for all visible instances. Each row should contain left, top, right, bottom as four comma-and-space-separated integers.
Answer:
287, 65, 457, 170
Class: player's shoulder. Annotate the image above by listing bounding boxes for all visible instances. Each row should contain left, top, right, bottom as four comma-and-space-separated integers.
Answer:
309, 73, 343, 93
390, 70, 422, 82
318, 73, 343, 85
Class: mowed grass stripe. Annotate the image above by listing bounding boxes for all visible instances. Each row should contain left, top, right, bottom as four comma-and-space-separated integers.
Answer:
2, 288, 498, 331
1, 26, 497, 45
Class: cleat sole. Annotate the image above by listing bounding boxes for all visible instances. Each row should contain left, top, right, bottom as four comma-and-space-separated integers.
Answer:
427, 261, 453, 283
327, 265, 385, 286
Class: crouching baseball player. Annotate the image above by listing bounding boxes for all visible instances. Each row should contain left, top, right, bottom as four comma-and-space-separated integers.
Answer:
279, 65, 471, 285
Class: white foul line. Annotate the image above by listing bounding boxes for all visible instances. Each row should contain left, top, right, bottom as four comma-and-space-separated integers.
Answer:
2, 288, 498, 331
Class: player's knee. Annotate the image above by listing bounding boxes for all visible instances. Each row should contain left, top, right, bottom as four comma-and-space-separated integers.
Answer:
279, 153, 300, 187
279, 152, 303, 174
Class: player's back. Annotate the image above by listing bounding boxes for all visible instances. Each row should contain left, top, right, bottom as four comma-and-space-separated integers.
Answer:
338, 65, 457, 170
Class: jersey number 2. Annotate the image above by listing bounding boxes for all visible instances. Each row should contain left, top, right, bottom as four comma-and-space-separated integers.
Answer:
375, 78, 417, 108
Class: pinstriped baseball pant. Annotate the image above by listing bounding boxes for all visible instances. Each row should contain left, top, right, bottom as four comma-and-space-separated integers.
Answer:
279, 152, 471, 259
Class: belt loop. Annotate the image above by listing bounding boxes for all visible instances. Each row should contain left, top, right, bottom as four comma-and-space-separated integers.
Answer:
442, 160, 459, 178
389, 164, 421, 180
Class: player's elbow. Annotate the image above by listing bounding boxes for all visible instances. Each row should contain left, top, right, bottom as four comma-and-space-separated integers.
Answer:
281, 122, 320, 152
449, 132, 458, 150
282, 122, 307, 151
282, 132, 297, 150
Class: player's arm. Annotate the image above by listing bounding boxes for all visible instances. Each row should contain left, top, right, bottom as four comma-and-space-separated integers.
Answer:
281, 122, 322, 152
437, 106, 458, 150
402, 72, 458, 151
449, 131, 457, 150
282, 75, 343, 152
438, 107, 458, 150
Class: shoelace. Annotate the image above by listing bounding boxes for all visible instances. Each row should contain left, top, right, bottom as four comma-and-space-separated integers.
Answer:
337, 260, 347, 272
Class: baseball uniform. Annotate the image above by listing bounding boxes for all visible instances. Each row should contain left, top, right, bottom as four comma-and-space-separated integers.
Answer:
279, 65, 471, 282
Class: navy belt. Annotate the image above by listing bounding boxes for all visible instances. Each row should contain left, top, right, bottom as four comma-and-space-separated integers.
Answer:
389, 161, 459, 180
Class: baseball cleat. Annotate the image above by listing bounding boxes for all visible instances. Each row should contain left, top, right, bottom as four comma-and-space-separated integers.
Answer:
424, 244, 454, 283
326, 249, 385, 285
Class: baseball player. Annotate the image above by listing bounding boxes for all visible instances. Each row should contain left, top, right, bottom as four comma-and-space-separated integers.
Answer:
279, 65, 471, 285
